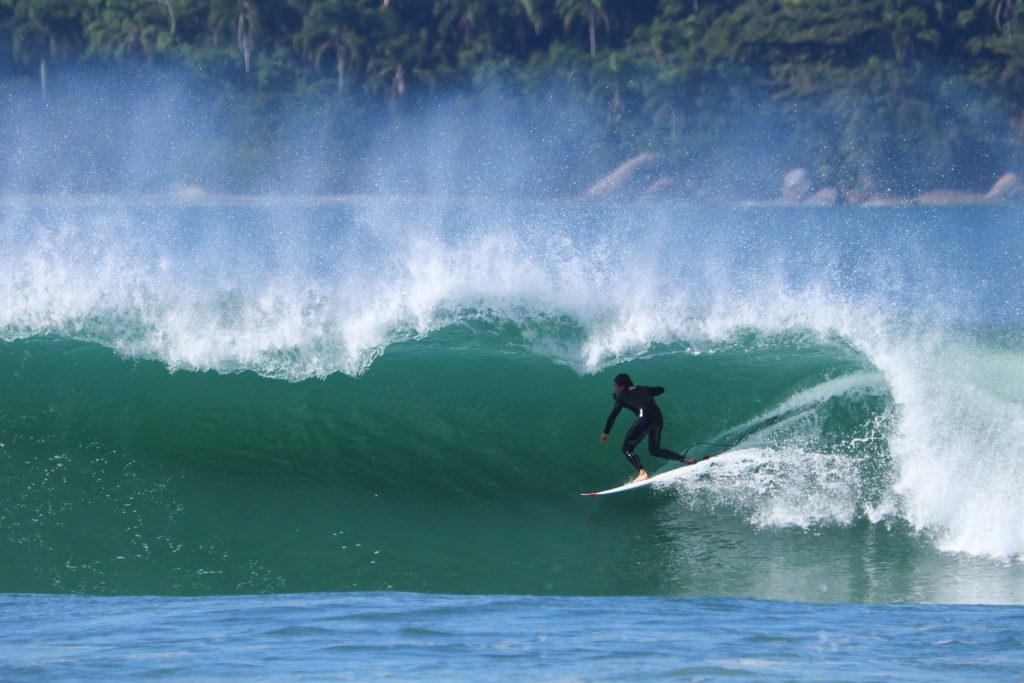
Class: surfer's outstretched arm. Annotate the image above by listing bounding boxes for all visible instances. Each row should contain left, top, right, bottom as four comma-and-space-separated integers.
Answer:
603, 400, 623, 436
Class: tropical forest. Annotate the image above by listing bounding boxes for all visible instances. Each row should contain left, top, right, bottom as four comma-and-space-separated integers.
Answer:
1, 0, 1023, 199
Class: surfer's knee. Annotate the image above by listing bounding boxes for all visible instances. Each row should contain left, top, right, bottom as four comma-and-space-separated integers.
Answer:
623, 450, 644, 471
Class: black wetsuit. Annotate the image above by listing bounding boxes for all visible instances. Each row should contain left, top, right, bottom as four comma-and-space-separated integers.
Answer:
604, 385, 688, 472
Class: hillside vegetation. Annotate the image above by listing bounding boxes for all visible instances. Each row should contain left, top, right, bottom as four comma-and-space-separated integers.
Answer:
2, 0, 1022, 197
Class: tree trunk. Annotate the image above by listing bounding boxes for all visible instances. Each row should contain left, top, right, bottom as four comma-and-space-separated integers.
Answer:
995, 0, 1016, 31
242, 34, 251, 75
39, 57, 47, 103
588, 9, 596, 56
238, 7, 253, 76
336, 42, 345, 92
389, 64, 405, 112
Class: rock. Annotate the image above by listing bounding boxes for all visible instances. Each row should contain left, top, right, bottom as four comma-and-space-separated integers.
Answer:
781, 168, 812, 204
917, 172, 1019, 204
803, 187, 839, 206
915, 190, 987, 206
844, 172, 883, 205
585, 153, 663, 200
643, 176, 676, 198
860, 195, 911, 207
984, 172, 1022, 201
173, 185, 208, 201
913, 172, 1022, 205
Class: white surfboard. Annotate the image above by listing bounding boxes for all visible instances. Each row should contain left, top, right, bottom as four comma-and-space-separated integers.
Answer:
581, 450, 759, 496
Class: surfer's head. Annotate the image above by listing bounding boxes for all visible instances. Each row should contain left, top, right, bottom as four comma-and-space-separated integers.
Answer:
613, 373, 633, 392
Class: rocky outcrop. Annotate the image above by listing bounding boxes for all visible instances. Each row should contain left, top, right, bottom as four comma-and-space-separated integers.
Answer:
859, 195, 911, 207
585, 153, 663, 200
643, 176, 676, 198
984, 172, 1022, 201
803, 187, 839, 206
780, 168, 839, 205
915, 173, 1022, 205
583, 162, 1022, 205
173, 185, 208, 201
914, 190, 987, 205
780, 168, 812, 204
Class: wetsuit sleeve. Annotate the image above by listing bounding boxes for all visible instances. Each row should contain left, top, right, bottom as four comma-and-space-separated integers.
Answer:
648, 386, 665, 396
603, 400, 623, 434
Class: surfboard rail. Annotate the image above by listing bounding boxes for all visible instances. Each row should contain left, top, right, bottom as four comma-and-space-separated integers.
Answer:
581, 450, 758, 496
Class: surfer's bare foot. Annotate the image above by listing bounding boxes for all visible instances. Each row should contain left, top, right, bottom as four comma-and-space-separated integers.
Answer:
683, 457, 697, 465
632, 470, 649, 484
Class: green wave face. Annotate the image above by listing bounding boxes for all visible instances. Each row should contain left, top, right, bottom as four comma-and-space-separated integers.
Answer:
0, 331, 893, 597
1, 202, 1022, 601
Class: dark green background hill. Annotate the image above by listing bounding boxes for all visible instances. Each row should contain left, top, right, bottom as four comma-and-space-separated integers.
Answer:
2, 0, 1022, 197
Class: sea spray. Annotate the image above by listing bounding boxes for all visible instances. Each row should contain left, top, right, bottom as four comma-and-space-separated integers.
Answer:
884, 332, 1024, 559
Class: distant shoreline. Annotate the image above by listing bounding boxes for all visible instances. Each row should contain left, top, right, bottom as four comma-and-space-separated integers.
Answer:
1, 190, 1021, 209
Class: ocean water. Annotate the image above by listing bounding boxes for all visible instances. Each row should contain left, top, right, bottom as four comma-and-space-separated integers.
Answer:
3, 592, 1023, 681
1, 198, 1022, 678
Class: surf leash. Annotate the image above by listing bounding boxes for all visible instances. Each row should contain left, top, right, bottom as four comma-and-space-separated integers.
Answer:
681, 414, 786, 460
681, 441, 739, 460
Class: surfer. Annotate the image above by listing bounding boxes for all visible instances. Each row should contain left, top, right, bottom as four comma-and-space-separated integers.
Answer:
600, 373, 695, 484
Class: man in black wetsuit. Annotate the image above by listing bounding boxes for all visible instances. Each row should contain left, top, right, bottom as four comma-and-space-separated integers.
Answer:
600, 372, 695, 483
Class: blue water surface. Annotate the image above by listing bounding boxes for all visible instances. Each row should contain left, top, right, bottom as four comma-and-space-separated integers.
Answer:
2, 592, 1022, 681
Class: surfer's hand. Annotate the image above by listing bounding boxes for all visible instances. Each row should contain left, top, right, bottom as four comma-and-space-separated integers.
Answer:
600, 433, 609, 443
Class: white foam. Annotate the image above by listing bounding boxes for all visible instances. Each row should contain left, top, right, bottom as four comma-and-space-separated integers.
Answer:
661, 447, 864, 529
0, 201, 866, 378
878, 334, 1024, 561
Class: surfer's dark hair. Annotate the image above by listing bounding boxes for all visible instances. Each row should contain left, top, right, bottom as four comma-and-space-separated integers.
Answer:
613, 373, 633, 388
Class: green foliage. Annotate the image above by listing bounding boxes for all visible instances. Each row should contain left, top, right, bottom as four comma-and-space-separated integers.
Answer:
2, 0, 83, 64
0, 0, 1021, 195
83, 0, 177, 59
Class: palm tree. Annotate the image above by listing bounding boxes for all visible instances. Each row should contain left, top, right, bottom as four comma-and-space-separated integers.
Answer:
555, 0, 609, 57
362, 8, 431, 108
434, 0, 544, 63
325, 24, 361, 91
297, 0, 372, 92
434, 0, 482, 49
992, 0, 1018, 31
509, 0, 543, 55
4, 0, 82, 101
237, 0, 253, 75
83, 0, 176, 60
